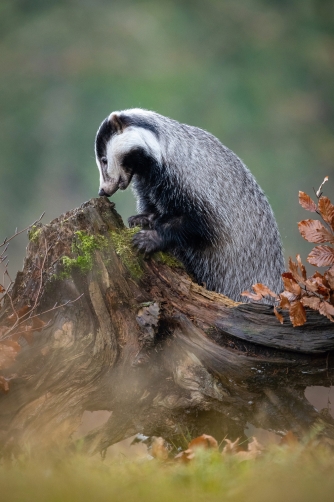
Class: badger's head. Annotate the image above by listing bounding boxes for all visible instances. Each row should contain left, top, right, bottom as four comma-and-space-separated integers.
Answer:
94, 110, 161, 197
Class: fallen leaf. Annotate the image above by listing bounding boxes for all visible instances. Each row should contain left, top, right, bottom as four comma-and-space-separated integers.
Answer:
174, 449, 195, 462
222, 438, 240, 456
298, 191, 317, 212
280, 431, 299, 447
0, 376, 9, 393
188, 434, 218, 450
150, 437, 169, 460
235, 437, 265, 461
0, 340, 21, 370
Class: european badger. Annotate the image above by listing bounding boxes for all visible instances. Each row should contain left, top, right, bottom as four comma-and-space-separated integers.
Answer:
95, 108, 284, 302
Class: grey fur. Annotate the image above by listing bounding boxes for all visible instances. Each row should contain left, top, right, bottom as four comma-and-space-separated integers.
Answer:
95, 108, 285, 303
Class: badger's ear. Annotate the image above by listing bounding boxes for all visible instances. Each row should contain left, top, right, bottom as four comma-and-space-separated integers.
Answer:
109, 112, 124, 133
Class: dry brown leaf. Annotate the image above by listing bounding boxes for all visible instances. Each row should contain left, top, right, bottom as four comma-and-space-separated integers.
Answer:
279, 292, 293, 309
252, 283, 278, 299
301, 296, 321, 310
7, 305, 30, 325
280, 431, 299, 447
235, 437, 265, 461
174, 449, 195, 463
298, 191, 317, 212
296, 254, 307, 280
288, 257, 306, 284
274, 307, 284, 324
150, 437, 169, 460
0, 340, 21, 370
318, 196, 334, 229
222, 438, 240, 456
282, 273, 301, 296
307, 245, 334, 267
324, 267, 334, 289
241, 290, 263, 301
0, 376, 9, 393
298, 219, 334, 244
318, 301, 334, 322
188, 434, 218, 451
0, 284, 5, 294
289, 301, 307, 327
32, 316, 46, 332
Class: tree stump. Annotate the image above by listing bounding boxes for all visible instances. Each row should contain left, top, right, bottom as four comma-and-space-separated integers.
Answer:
1, 197, 334, 455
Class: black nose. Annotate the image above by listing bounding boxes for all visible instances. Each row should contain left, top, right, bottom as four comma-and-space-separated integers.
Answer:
99, 188, 110, 197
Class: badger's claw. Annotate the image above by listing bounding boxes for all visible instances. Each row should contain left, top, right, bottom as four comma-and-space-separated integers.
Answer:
132, 230, 162, 254
128, 213, 155, 229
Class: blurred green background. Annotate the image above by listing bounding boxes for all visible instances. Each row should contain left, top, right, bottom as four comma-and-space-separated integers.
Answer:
0, 0, 333, 275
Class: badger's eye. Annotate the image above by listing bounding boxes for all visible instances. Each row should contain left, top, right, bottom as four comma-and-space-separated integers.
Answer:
101, 156, 108, 167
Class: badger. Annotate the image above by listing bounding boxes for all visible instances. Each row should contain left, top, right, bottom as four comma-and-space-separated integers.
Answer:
95, 108, 284, 302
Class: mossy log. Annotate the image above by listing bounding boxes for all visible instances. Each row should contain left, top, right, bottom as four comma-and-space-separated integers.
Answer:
1, 197, 334, 455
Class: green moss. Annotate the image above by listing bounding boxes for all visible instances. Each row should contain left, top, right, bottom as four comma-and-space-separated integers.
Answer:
154, 251, 183, 269
61, 231, 107, 278
28, 225, 42, 242
109, 227, 143, 280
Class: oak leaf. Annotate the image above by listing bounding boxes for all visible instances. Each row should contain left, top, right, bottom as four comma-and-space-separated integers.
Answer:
298, 191, 317, 212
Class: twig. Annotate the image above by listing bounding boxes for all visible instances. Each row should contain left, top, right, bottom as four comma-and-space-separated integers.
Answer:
0, 212, 45, 249
0, 294, 84, 342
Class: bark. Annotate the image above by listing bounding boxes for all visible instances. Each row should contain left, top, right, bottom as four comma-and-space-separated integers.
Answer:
1, 196, 334, 455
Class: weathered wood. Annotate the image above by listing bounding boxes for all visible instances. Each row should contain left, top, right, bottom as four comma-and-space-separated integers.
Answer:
0, 196, 334, 456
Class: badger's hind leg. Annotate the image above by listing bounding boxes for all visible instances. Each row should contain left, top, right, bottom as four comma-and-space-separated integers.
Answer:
128, 213, 155, 229
132, 230, 163, 254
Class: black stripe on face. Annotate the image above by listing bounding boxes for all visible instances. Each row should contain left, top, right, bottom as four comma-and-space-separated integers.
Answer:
95, 118, 113, 159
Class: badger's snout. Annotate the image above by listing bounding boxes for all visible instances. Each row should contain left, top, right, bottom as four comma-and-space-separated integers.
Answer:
98, 188, 110, 197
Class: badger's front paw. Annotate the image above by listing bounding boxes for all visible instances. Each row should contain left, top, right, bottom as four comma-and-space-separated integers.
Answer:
128, 213, 155, 229
132, 230, 162, 254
